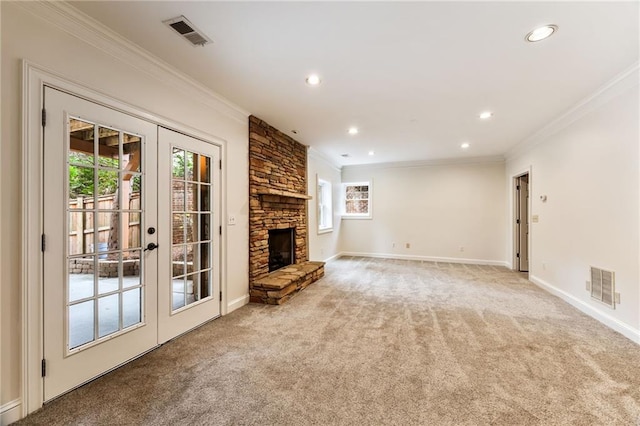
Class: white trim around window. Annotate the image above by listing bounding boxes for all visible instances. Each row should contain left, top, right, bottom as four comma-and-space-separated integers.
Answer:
342, 180, 372, 219
317, 176, 333, 234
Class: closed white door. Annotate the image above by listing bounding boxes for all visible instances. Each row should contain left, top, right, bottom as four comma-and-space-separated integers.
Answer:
157, 127, 221, 344
42, 89, 222, 401
43, 87, 159, 401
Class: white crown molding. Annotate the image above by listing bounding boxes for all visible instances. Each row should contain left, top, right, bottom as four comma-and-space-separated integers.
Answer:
307, 147, 343, 172
507, 61, 640, 161
342, 155, 505, 173
15, 1, 250, 124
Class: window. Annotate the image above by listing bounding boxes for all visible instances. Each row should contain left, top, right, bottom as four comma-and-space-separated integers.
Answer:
317, 178, 333, 233
342, 181, 372, 218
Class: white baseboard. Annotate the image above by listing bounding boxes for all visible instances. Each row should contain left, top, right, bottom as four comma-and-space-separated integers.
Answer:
339, 251, 509, 267
530, 275, 640, 344
227, 294, 249, 313
1, 399, 21, 426
322, 253, 342, 263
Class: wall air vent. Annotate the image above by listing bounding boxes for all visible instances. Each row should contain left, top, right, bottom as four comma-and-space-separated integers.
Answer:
163, 16, 212, 47
590, 266, 616, 308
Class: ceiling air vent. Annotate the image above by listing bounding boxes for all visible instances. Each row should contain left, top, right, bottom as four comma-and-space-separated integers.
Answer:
590, 266, 616, 308
163, 16, 212, 47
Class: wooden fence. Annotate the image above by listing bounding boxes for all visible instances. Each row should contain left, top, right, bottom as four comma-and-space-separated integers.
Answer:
69, 192, 141, 255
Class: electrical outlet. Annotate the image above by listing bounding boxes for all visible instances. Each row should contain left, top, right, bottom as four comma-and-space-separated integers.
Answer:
405, 243, 410, 249
532, 215, 539, 223
459, 246, 464, 252
227, 215, 236, 226
392, 242, 396, 248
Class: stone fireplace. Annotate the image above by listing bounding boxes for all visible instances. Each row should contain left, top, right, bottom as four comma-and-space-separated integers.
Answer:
248, 116, 324, 304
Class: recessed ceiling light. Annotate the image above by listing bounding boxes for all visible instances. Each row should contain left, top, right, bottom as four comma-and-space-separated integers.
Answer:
348, 127, 359, 135
525, 25, 558, 42
368, 151, 375, 156
479, 111, 493, 120
305, 74, 321, 86
461, 142, 470, 149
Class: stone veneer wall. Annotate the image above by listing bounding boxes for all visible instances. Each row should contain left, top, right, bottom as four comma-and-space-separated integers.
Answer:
249, 116, 308, 285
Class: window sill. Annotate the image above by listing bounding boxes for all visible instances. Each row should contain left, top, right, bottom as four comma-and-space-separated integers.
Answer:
318, 227, 333, 235
341, 215, 372, 220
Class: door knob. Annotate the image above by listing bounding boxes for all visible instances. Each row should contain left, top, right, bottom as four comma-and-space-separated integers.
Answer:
144, 243, 159, 252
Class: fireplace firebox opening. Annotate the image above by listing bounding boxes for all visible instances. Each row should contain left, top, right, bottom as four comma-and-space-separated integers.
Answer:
268, 228, 295, 272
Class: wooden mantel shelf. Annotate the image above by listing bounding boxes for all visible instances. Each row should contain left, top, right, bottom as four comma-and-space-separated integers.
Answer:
257, 188, 312, 200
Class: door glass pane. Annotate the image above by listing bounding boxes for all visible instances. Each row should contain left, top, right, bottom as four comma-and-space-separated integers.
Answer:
123, 250, 141, 289
172, 181, 185, 212
200, 270, 211, 299
123, 134, 141, 173
67, 118, 145, 350
69, 301, 95, 349
186, 214, 198, 243
172, 148, 185, 178
68, 256, 95, 302
172, 246, 186, 278
201, 184, 211, 211
188, 273, 200, 302
172, 276, 186, 310
185, 151, 197, 181
186, 183, 198, 212
97, 170, 119, 204
199, 155, 210, 183
69, 119, 96, 166
173, 214, 185, 244
200, 242, 210, 270
69, 212, 90, 255
200, 214, 210, 240
97, 127, 120, 170
98, 294, 120, 338
98, 265, 119, 295
97, 212, 120, 253
170, 146, 213, 311
69, 166, 95, 203
122, 288, 141, 328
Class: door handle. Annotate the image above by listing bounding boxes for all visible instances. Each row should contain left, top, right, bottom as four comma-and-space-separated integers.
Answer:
144, 243, 159, 252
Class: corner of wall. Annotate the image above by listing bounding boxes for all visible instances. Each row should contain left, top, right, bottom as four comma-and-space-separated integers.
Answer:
1, 399, 21, 426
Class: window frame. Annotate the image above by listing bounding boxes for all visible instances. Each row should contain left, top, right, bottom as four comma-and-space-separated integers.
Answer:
317, 176, 333, 234
341, 180, 372, 219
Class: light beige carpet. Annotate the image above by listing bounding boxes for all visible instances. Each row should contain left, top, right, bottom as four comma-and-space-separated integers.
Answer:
16, 257, 640, 425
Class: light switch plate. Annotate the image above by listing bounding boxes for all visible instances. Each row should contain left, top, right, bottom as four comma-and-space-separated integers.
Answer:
532, 215, 539, 223
228, 215, 236, 226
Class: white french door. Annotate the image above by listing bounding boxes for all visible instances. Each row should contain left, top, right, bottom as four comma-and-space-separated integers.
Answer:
157, 127, 221, 343
42, 88, 221, 401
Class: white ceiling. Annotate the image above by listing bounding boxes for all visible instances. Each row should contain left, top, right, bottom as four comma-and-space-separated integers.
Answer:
69, 1, 639, 166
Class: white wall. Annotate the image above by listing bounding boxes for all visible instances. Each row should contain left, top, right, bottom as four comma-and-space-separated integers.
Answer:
307, 149, 342, 262
1, 2, 249, 414
506, 68, 639, 342
340, 160, 506, 264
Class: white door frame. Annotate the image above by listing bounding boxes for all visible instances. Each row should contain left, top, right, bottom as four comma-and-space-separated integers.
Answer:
510, 167, 532, 272
22, 61, 229, 416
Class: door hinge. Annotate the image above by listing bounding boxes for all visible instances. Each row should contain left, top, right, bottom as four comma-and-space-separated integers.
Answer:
516, 219, 520, 224
41, 234, 46, 252
219, 291, 222, 302
219, 159, 222, 170
219, 226, 222, 235
516, 253, 520, 258
41, 359, 47, 377
516, 185, 520, 190
42, 109, 47, 127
